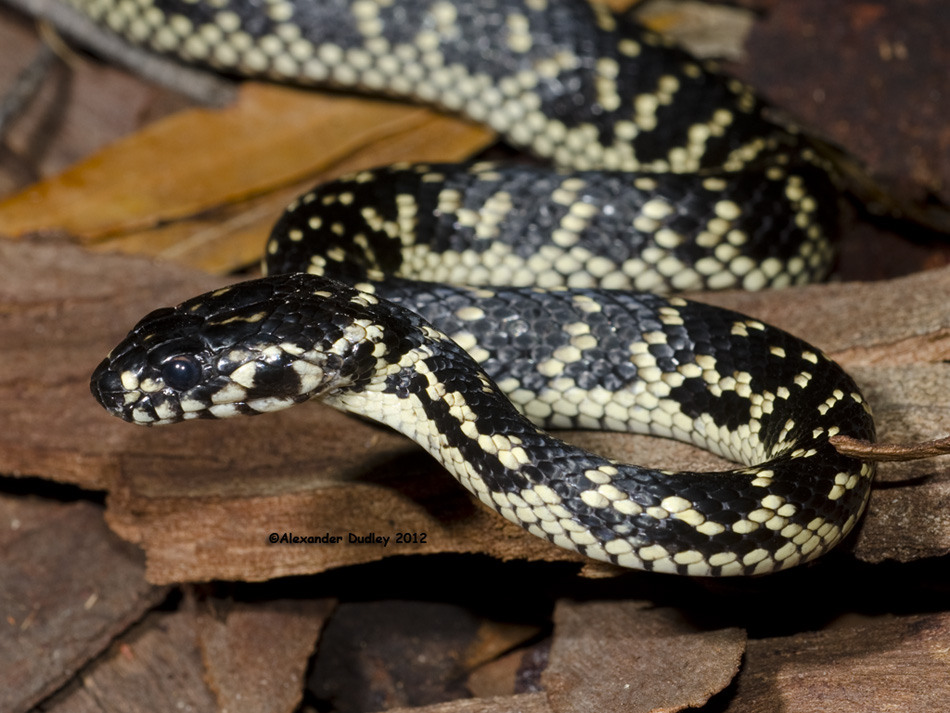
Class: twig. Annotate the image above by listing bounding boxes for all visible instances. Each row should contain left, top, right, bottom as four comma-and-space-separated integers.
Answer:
830, 434, 950, 462
0, 43, 58, 142
6, 0, 238, 106
37, 19, 85, 70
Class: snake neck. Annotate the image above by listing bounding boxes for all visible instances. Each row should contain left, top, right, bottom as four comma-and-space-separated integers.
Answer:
321, 326, 605, 499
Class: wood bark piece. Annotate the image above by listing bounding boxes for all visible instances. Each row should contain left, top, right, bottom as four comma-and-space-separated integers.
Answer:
99, 404, 587, 583
542, 600, 746, 713
195, 595, 336, 713
0, 240, 947, 583
734, 0, 950, 208
0, 239, 223, 489
385, 693, 553, 713
695, 265, 950, 367
849, 364, 950, 564
42, 608, 219, 713
0, 496, 167, 713
722, 611, 950, 712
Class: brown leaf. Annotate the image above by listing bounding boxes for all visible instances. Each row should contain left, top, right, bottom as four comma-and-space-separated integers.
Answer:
0, 496, 167, 713
463, 620, 545, 671
84, 98, 497, 274
0, 82, 494, 273
542, 600, 746, 713
468, 646, 544, 699
632, 0, 755, 60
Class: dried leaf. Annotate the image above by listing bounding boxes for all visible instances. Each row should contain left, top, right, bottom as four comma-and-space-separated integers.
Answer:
468, 646, 543, 699
463, 620, 545, 671
0, 82, 494, 272
632, 0, 756, 59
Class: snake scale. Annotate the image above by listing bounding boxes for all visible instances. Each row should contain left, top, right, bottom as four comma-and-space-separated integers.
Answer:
86, 0, 877, 575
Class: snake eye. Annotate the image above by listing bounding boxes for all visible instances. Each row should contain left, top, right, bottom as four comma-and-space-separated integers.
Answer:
161, 355, 202, 391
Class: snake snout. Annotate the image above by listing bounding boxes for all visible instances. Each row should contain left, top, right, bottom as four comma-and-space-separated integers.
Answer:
90, 355, 153, 423
90, 358, 123, 409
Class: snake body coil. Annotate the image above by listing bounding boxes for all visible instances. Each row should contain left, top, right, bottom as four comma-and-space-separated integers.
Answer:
92, 274, 874, 576
86, 0, 877, 574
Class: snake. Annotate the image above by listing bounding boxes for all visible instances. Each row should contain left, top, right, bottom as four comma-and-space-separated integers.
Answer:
84, 0, 877, 575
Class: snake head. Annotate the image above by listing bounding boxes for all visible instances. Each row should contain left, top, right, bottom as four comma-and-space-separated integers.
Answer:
90, 275, 396, 425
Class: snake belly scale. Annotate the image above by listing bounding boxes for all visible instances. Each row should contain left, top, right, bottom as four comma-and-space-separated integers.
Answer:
84, 0, 878, 574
